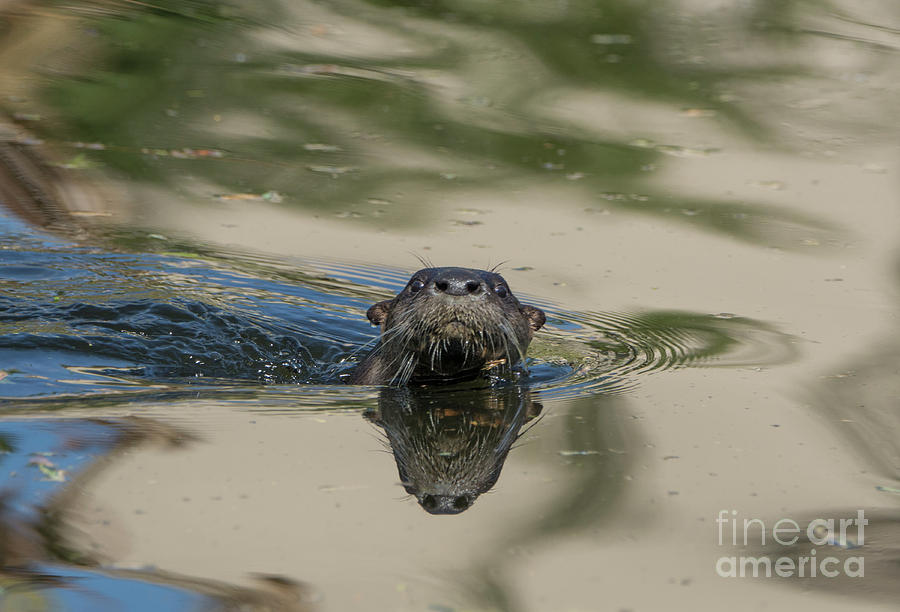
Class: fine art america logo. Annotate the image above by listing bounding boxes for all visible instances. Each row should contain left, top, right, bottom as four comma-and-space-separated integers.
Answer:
716, 510, 866, 578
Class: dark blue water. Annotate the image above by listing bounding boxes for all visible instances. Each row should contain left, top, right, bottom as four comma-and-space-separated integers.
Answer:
0, 211, 374, 397
0, 208, 796, 403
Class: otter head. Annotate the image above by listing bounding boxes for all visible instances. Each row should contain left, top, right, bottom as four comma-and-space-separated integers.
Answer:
353, 267, 545, 385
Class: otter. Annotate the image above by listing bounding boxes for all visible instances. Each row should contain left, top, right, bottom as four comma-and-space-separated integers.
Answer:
349, 267, 545, 385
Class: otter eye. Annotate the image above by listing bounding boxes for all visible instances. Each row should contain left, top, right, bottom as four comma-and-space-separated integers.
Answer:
409, 279, 425, 293
493, 284, 508, 298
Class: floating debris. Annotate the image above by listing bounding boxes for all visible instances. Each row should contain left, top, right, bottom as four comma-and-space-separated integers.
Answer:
307, 165, 356, 177
862, 163, 886, 174
558, 450, 600, 456
630, 138, 654, 148
52, 154, 100, 170
214, 191, 283, 203
822, 371, 855, 380
317, 484, 369, 492
28, 455, 67, 482
481, 358, 507, 370
13, 112, 41, 121
876, 485, 900, 496
141, 147, 225, 159
215, 193, 260, 201
681, 108, 717, 117
788, 98, 829, 110
69, 141, 107, 150
630, 138, 719, 157
279, 63, 410, 82
749, 180, 786, 191
303, 143, 341, 152
597, 192, 649, 202
590, 33, 633, 45
656, 144, 719, 157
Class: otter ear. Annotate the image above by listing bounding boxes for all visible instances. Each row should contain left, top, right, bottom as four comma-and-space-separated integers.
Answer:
366, 300, 393, 326
521, 304, 546, 331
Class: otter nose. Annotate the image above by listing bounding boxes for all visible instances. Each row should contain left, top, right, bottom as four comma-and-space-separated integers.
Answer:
420, 494, 471, 514
433, 270, 484, 296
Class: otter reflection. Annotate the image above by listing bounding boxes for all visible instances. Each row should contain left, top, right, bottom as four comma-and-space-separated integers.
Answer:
365, 384, 541, 514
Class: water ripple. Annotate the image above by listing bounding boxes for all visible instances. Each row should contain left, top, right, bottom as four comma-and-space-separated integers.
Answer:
527, 308, 798, 399
0, 219, 797, 401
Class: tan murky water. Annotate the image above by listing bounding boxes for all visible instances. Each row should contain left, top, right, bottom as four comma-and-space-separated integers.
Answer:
2, 1, 900, 610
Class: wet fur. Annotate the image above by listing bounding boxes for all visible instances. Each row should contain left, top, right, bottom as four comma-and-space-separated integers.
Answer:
350, 267, 545, 385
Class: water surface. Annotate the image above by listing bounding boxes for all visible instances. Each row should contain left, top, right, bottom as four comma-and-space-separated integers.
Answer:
1, 1, 899, 610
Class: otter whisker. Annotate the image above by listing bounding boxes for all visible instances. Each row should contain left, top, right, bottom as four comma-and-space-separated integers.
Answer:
499, 319, 527, 371
347, 334, 382, 359
428, 338, 440, 371
391, 352, 416, 385
374, 320, 421, 383
410, 252, 434, 269
489, 260, 509, 274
